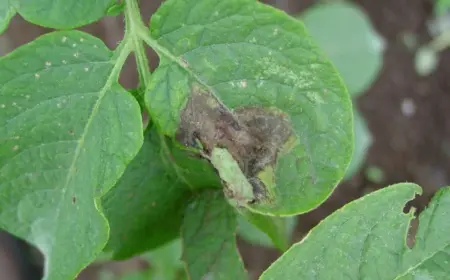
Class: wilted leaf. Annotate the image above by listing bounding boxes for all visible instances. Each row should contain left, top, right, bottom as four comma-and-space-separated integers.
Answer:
0, 31, 143, 279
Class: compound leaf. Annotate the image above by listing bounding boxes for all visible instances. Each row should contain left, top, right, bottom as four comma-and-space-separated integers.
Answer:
146, 0, 353, 215
182, 190, 247, 280
0, 31, 143, 279
260, 183, 450, 280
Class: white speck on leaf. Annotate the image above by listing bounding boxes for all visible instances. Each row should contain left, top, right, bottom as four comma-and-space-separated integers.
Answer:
62, 60, 67, 64
62, 37, 67, 43
93, 45, 98, 48
12, 145, 19, 151
273, 28, 279, 35
72, 43, 77, 47
214, 11, 219, 16
57, 103, 62, 108
401, 98, 416, 117
13, 136, 20, 140
84, 67, 89, 72
80, 38, 84, 42
0, 104, 5, 108
249, 37, 257, 43
229, 81, 236, 88
45, 61, 51, 67
12, 102, 16, 106
35, 73, 40, 79
240, 80, 247, 88
73, 52, 79, 58
25, 95, 30, 99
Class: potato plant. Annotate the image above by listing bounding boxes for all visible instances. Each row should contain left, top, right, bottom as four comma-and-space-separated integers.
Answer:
0, 1, 449, 280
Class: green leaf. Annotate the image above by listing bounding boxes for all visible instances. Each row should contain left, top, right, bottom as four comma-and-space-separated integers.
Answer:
16, 0, 115, 29
261, 183, 450, 279
237, 211, 296, 251
181, 190, 248, 280
102, 127, 191, 259
0, 0, 15, 34
343, 109, 372, 180
143, 239, 186, 280
301, 2, 385, 96
146, 0, 353, 215
106, 2, 125, 17
0, 31, 143, 279
435, 0, 450, 16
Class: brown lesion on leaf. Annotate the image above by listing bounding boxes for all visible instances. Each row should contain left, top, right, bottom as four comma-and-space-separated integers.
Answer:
176, 83, 297, 203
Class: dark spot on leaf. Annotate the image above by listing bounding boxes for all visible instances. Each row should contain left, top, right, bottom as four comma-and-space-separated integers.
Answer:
176, 83, 297, 203
72, 196, 76, 204
68, 130, 74, 135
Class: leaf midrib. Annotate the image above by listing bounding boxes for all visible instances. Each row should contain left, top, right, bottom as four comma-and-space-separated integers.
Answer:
48, 39, 132, 266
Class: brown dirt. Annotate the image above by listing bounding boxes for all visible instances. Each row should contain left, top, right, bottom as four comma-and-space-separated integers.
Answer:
1, 0, 450, 279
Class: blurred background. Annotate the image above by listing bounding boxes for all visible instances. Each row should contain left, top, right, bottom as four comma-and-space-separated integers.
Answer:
1, 0, 449, 279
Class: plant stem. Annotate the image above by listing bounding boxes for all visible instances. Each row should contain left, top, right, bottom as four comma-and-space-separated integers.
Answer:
124, 0, 151, 89
429, 30, 450, 52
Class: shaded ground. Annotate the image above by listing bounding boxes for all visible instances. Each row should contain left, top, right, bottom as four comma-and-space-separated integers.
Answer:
1, 0, 450, 279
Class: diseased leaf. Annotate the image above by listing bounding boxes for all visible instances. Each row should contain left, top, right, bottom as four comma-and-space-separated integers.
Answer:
0, 31, 143, 279
261, 183, 450, 280
0, 0, 15, 34
301, 2, 385, 96
146, 0, 353, 215
182, 190, 247, 280
102, 127, 191, 259
16, 0, 115, 29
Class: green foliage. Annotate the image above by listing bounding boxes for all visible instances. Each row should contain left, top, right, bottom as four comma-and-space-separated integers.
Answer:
301, 2, 385, 97
237, 213, 296, 251
344, 109, 372, 179
102, 127, 191, 259
261, 183, 450, 279
435, 0, 450, 16
0, 31, 143, 279
181, 191, 247, 280
0, 0, 115, 31
0, 0, 15, 34
147, 0, 353, 215
11, 0, 450, 280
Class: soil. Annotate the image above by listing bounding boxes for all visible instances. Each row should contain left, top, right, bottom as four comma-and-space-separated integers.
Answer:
1, 0, 450, 279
